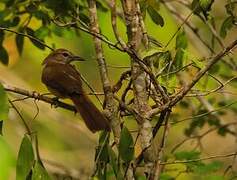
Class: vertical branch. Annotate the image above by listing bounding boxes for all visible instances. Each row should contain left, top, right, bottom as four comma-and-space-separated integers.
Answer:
149, 111, 171, 180
120, 0, 154, 175
110, 0, 127, 50
87, 0, 121, 143
136, 2, 149, 48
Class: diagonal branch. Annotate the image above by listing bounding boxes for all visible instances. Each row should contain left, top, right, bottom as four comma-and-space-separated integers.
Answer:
161, 152, 237, 165
0, 27, 54, 51
150, 39, 237, 116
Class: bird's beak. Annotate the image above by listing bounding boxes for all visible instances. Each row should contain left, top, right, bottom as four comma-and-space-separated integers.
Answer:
71, 56, 85, 61
67, 55, 85, 63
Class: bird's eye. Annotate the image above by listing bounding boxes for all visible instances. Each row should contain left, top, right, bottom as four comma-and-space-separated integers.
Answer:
62, 52, 70, 57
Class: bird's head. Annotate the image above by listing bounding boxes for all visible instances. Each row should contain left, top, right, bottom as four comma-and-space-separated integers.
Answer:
42, 49, 85, 65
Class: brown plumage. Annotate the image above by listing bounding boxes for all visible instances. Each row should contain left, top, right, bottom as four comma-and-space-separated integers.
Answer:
41, 49, 110, 132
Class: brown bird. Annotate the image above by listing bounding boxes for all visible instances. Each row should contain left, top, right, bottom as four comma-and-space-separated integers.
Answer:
41, 49, 110, 132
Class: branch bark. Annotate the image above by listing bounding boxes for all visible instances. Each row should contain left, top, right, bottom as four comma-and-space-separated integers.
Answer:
87, 0, 121, 143
150, 39, 237, 116
2, 82, 76, 112
120, 0, 154, 177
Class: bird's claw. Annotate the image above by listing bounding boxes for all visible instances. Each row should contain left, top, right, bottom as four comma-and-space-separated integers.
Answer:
51, 97, 60, 108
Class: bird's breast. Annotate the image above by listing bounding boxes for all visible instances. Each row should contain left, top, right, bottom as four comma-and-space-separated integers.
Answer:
41, 63, 83, 98
46, 86, 68, 98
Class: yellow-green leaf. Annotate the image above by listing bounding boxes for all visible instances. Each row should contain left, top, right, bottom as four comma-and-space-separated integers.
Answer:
16, 33, 24, 55
0, 83, 9, 121
220, 16, 233, 38
147, 6, 164, 27
0, 46, 9, 65
0, 136, 15, 180
16, 135, 34, 180
119, 127, 134, 163
176, 30, 188, 49
32, 161, 51, 180
199, 0, 212, 10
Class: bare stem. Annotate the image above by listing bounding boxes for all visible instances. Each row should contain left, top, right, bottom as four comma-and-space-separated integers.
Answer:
87, 0, 121, 143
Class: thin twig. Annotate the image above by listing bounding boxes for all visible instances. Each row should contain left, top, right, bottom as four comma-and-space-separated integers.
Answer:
0, 27, 54, 51
2, 82, 76, 112
160, 152, 237, 165
9, 100, 32, 135
110, 0, 127, 50
150, 38, 237, 116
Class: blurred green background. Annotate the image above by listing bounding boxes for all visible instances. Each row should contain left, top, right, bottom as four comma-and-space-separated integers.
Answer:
0, 1, 237, 179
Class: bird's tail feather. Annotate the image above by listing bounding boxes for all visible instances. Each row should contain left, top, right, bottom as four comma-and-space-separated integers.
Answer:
71, 94, 110, 133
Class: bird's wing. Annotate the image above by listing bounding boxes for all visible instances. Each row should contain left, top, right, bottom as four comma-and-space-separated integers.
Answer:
42, 63, 83, 96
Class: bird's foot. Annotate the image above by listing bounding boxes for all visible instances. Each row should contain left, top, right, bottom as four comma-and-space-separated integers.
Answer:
51, 97, 60, 108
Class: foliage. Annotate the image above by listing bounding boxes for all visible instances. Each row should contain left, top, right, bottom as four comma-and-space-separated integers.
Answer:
0, 0, 237, 179
0, 136, 15, 180
119, 126, 134, 163
16, 135, 51, 180
0, 83, 9, 121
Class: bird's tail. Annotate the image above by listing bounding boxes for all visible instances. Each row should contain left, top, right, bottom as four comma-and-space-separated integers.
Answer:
71, 94, 110, 133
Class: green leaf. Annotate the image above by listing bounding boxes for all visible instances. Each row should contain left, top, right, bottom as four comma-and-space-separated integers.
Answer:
176, 30, 188, 49
6, 0, 16, 7
192, 58, 204, 69
11, 16, 20, 27
0, 30, 4, 45
108, 146, 123, 180
16, 33, 24, 55
207, 117, 220, 126
119, 127, 134, 163
192, 0, 214, 18
16, 135, 35, 180
26, 3, 38, 13
0, 9, 11, 21
199, 0, 213, 10
0, 121, 2, 135
96, 0, 108, 12
141, 48, 162, 59
139, 0, 148, 17
35, 27, 50, 39
191, 0, 202, 15
220, 16, 233, 38
225, 2, 237, 15
50, 24, 63, 37
32, 161, 51, 180
160, 173, 174, 180
217, 126, 228, 136
96, 131, 109, 162
174, 150, 201, 160
174, 49, 185, 69
26, 27, 45, 50
194, 161, 223, 174
205, 175, 225, 180
0, 46, 9, 65
154, 50, 172, 69
0, 136, 15, 180
34, 11, 50, 25
147, 6, 164, 27
108, 147, 117, 176
141, 48, 163, 68
209, 63, 220, 74
185, 115, 207, 136
0, 83, 9, 121
79, 13, 90, 25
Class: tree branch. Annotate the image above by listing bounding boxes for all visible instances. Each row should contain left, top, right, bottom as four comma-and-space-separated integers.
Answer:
160, 152, 237, 165
2, 82, 76, 112
0, 27, 54, 51
87, 0, 121, 143
150, 38, 237, 116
